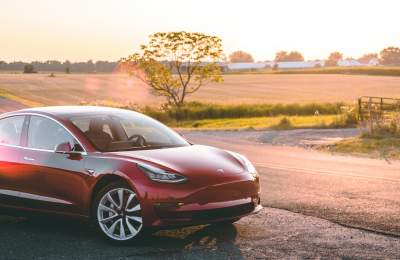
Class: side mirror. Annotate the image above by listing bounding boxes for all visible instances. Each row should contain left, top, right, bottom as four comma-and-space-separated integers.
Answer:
55, 142, 72, 153
55, 142, 85, 155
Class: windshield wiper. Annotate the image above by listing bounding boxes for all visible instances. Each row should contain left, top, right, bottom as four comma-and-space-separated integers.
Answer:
110, 145, 182, 152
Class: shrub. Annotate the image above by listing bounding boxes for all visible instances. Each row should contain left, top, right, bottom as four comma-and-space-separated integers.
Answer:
272, 117, 293, 130
23, 64, 37, 74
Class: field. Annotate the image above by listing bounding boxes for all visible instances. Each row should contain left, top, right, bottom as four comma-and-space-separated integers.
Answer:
0, 73, 400, 106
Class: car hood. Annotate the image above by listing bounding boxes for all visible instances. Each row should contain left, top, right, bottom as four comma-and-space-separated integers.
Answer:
110, 145, 246, 177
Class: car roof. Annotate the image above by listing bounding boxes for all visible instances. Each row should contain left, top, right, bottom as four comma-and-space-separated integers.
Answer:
3, 106, 136, 118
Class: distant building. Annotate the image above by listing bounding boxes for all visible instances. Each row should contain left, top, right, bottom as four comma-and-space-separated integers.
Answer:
338, 58, 380, 67
366, 58, 380, 66
337, 59, 362, 67
272, 60, 325, 69
227, 62, 271, 71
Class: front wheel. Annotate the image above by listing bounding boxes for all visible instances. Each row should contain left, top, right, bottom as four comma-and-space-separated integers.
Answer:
92, 181, 144, 243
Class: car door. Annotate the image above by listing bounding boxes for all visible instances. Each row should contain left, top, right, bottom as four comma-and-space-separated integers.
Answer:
18, 115, 91, 215
0, 115, 29, 207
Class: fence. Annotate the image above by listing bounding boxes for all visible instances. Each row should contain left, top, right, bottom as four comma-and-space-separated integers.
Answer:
358, 96, 400, 133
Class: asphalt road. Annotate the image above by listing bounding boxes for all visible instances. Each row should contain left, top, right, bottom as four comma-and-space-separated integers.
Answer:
0, 129, 400, 259
184, 130, 400, 236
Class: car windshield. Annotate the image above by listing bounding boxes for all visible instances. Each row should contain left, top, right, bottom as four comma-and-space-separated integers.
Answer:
69, 110, 189, 152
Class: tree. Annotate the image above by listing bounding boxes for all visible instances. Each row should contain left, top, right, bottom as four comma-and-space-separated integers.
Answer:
380, 47, 400, 65
275, 51, 304, 61
325, 52, 343, 67
286, 51, 304, 61
275, 51, 288, 62
229, 50, 254, 63
23, 64, 36, 73
120, 31, 224, 109
358, 53, 378, 64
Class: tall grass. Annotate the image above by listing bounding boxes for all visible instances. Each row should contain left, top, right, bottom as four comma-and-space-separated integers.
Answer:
143, 101, 345, 121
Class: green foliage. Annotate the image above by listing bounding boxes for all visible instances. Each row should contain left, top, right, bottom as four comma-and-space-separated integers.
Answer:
169, 115, 350, 130
329, 106, 358, 128
143, 101, 344, 121
120, 31, 224, 108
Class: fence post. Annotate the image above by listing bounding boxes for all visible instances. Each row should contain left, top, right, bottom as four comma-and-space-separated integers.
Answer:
368, 97, 373, 134
358, 98, 362, 121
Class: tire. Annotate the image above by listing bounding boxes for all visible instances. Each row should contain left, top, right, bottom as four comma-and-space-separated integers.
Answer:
92, 181, 145, 243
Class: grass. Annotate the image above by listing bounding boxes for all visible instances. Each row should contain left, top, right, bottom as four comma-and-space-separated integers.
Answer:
143, 101, 345, 121
324, 136, 400, 159
170, 114, 346, 130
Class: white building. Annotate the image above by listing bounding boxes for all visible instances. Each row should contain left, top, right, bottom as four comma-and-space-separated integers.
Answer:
227, 62, 272, 71
273, 60, 325, 69
338, 58, 380, 67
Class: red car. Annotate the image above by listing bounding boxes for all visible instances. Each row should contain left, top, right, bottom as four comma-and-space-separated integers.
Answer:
0, 106, 261, 243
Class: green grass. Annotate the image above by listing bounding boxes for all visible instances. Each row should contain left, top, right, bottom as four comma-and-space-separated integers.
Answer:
324, 136, 400, 159
170, 114, 346, 130
143, 101, 345, 121
226, 66, 400, 77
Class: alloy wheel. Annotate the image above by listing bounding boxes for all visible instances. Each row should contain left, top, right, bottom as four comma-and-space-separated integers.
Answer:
97, 188, 143, 241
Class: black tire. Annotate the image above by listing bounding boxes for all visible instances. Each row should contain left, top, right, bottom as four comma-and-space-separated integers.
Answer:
91, 181, 146, 244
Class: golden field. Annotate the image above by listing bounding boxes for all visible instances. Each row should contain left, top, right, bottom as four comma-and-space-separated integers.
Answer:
0, 73, 399, 107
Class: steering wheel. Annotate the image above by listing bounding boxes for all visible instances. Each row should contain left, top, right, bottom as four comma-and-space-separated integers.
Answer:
128, 134, 147, 147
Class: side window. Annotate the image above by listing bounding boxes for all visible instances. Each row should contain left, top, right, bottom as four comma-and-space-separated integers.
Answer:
0, 116, 25, 146
27, 116, 78, 151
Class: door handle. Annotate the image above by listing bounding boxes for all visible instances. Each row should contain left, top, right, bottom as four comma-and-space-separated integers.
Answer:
86, 169, 95, 175
23, 156, 35, 161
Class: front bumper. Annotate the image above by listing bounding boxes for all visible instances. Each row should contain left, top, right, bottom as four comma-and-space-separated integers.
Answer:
152, 196, 262, 227
129, 169, 261, 228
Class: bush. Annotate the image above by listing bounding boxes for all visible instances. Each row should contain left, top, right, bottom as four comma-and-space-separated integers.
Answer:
272, 117, 292, 129
23, 64, 37, 74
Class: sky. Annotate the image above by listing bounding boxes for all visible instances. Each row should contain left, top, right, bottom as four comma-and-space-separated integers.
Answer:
0, 0, 399, 62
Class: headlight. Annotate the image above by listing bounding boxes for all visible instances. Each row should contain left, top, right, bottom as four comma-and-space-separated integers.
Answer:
227, 151, 258, 177
137, 163, 187, 183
